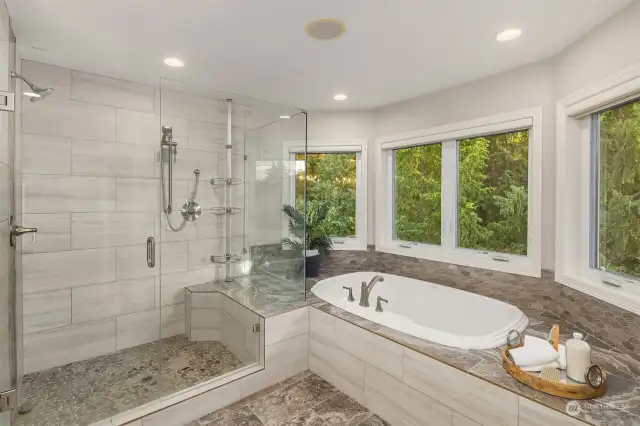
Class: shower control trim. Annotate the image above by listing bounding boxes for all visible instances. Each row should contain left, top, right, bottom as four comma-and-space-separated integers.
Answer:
0, 90, 15, 112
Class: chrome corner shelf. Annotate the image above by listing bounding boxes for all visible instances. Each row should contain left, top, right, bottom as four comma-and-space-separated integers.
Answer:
210, 207, 243, 216
209, 253, 243, 264
209, 177, 243, 186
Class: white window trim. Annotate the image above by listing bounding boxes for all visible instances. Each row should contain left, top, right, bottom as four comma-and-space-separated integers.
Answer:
282, 139, 368, 251
375, 107, 543, 277
556, 63, 640, 315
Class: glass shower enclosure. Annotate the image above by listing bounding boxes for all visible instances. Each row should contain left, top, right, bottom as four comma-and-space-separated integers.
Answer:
3, 67, 306, 426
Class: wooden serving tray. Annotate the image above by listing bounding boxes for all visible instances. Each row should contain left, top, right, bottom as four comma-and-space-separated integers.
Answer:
502, 346, 607, 399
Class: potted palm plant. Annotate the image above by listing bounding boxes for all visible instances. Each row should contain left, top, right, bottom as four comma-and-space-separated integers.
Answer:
281, 203, 333, 277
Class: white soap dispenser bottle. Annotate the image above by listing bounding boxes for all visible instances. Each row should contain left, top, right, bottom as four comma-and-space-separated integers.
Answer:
566, 332, 591, 383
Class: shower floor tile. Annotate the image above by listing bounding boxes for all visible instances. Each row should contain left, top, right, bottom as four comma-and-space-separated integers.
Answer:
16, 335, 246, 426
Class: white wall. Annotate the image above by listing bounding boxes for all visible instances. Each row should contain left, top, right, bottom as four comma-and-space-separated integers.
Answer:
307, 111, 374, 244
312, 0, 640, 271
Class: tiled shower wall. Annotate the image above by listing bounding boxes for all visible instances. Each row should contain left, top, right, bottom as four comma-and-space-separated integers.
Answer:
19, 60, 247, 373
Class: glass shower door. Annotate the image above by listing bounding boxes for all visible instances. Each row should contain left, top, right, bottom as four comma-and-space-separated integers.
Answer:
1, 27, 18, 426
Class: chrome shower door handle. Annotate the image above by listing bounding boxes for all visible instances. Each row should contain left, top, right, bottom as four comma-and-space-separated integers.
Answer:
147, 237, 155, 268
9, 220, 37, 247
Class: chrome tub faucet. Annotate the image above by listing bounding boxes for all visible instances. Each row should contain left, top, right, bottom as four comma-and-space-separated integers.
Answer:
359, 275, 384, 307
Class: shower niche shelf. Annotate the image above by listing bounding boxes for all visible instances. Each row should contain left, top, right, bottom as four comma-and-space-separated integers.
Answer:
210, 253, 243, 264
209, 177, 243, 186
210, 207, 243, 216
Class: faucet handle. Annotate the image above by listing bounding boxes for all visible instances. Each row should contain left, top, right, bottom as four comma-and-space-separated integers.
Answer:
375, 296, 388, 312
342, 286, 355, 302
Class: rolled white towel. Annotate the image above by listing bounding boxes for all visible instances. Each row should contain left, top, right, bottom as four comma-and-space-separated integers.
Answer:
510, 335, 559, 369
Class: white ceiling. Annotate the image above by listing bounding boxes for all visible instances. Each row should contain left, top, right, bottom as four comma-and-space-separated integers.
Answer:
6, 0, 633, 110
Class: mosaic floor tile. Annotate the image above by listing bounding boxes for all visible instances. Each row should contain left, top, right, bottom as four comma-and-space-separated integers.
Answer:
16, 335, 245, 426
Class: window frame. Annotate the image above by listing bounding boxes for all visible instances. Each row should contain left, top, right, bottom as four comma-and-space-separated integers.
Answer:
556, 65, 640, 315
375, 108, 543, 277
283, 139, 368, 251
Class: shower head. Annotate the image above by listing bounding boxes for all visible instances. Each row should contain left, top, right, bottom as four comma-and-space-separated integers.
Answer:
11, 71, 54, 102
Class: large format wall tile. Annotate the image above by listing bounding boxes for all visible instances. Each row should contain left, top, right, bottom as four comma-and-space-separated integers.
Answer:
71, 277, 155, 323
22, 61, 71, 99
116, 244, 158, 280
364, 365, 452, 426
23, 97, 117, 141
265, 306, 309, 345
239, 332, 309, 399
116, 308, 160, 350
160, 90, 220, 123
310, 306, 336, 342
116, 177, 159, 212
23, 174, 116, 213
402, 347, 518, 426
71, 212, 154, 249
309, 335, 365, 404
22, 134, 71, 174
333, 316, 404, 380
161, 303, 185, 338
23, 248, 116, 293
453, 413, 482, 426
72, 139, 155, 178
23, 289, 71, 333
188, 238, 223, 270
160, 268, 214, 306
518, 397, 586, 426
21, 213, 71, 254
160, 241, 189, 274
117, 109, 159, 146
23, 318, 116, 373
71, 71, 155, 112
155, 147, 218, 180
0, 163, 7, 221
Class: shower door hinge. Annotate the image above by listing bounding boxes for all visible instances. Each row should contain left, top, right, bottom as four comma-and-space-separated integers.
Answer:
244, 154, 247, 161
0, 91, 15, 112
252, 324, 260, 333
0, 389, 17, 412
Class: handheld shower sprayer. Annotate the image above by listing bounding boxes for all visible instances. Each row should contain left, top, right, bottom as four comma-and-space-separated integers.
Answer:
160, 127, 202, 231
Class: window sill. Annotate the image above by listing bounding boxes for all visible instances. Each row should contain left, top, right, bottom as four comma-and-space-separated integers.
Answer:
376, 243, 541, 278
557, 272, 640, 316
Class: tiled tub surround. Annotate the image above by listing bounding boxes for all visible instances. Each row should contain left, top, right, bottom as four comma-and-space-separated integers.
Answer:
20, 60, 248, 372
310, 305, 640, 426
304, 250, 640, 425
15, 335, 245, 426
307, 248, 640, 362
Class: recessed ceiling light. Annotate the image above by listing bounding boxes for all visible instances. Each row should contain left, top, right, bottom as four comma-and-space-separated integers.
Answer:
24, 92, 41, 98
496, 28, 522, 42
164, 57, 185, 67
334, 93, 348, 101
306, 19, 346, 40
280, 115, 291, 119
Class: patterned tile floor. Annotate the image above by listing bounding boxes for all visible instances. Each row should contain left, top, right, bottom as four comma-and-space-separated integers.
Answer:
16, 335, 246, 426
189, 371, 389, 426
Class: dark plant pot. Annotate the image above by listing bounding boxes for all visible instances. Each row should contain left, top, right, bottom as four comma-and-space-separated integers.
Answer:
305, 253, 321, 277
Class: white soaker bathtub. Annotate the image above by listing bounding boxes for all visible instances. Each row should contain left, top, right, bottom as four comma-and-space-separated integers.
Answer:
311, 272, 528, 350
